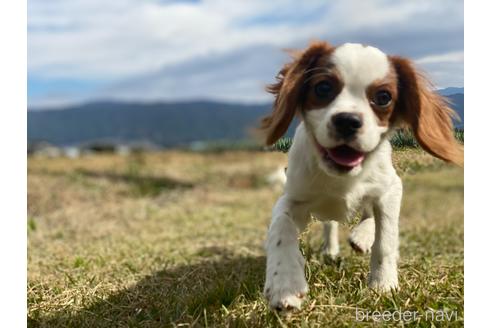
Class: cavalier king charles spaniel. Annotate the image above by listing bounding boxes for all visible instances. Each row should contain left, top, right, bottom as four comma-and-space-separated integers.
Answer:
260, 41, 463, 311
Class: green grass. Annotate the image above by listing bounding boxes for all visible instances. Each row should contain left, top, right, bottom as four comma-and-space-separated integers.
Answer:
390, 130, 420, 149
27, 149, 463, 327
273, 129, 464, 152
27, 217, 37, 232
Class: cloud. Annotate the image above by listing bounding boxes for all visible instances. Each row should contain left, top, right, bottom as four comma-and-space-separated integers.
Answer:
28, 0, 464, 107
416, 51, 464, 65
92, 44, 288, 103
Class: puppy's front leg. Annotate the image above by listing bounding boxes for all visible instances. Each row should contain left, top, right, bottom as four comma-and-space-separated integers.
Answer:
368, 177, 402, 291
264, 195, 310, 311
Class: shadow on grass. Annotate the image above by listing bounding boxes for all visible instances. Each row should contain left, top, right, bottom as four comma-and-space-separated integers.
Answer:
33, 168, 194, 197
28, 249, 266, 327
74, 169, 194, 196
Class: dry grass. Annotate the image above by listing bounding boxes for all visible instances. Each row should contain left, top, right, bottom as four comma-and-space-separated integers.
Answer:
27, 149, 463, 327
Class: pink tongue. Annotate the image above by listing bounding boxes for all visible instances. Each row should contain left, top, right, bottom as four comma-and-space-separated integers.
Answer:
327, 145, 365, 167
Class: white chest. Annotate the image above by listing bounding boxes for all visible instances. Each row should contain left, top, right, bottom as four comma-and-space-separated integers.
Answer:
307, 183, 370, 222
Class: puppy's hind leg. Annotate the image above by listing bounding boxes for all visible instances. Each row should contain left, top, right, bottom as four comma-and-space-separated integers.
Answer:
321, 220, 339, 260
349, 208, 375, 254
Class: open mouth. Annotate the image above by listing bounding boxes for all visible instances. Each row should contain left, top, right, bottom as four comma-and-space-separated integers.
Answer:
315, 142, 366, 171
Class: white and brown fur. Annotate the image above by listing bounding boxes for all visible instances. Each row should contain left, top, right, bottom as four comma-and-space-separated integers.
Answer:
260, 41, 463, 311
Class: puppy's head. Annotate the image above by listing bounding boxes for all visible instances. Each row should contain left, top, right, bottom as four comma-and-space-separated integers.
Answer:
260, 41, 463, 176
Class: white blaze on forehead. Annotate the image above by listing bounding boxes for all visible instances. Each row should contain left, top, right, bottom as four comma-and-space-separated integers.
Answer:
331, 43, 390, 89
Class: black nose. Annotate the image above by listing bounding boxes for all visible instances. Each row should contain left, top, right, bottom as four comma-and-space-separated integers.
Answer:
332, 112, 363, 138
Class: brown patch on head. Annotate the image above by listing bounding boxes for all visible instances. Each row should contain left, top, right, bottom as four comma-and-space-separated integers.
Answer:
258, 41, 335, 145
389, 56, 463, 166
302, 58, 344, 111
365, 65, 398, 127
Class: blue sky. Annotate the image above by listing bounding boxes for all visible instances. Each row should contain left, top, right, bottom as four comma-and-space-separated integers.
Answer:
28, 0, 463, 108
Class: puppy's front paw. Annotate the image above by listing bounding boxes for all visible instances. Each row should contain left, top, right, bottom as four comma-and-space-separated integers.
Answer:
349, 218, 375, 254
264, 260, 308, 311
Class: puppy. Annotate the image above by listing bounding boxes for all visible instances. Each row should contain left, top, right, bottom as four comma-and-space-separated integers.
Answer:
260, 41, 463, 311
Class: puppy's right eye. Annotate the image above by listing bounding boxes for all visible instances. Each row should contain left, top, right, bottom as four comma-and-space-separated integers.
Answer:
314, 81, 333, 98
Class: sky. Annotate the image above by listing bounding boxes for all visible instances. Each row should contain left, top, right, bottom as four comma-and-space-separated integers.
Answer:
27, 0, 463, 108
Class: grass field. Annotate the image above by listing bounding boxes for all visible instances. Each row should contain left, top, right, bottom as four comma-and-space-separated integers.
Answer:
27, 149, 463, 327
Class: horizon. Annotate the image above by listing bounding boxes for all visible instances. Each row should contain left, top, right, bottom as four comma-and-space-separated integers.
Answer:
27, 86, 464, 111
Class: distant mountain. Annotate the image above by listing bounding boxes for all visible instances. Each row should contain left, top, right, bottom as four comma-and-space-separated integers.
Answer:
438, 87, 464, 96
28, 101, 272, 147
445, 93, 464, 128
434, 87, 463, 127
28, 92, 464, 147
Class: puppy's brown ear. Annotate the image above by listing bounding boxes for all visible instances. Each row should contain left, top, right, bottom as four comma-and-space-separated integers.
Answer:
259, 41, 333, 145
390, 56, 463, 166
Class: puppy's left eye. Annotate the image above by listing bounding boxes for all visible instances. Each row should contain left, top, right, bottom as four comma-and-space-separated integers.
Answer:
374, 90, 392, 107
